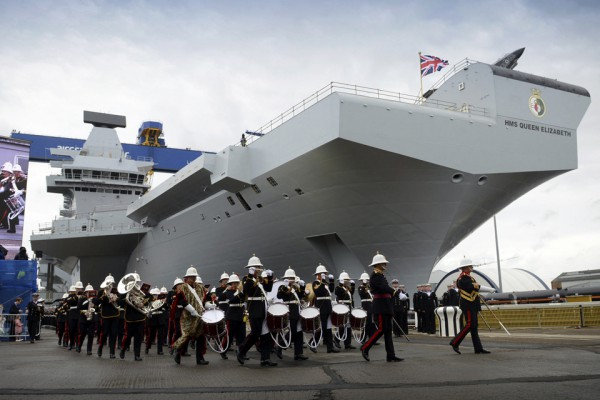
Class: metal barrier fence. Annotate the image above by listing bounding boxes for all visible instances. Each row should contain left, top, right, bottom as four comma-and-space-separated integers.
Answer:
478, 302, 600, 329
0, 313, 43, 341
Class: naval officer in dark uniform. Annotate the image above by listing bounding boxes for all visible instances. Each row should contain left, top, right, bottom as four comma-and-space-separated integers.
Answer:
360, 252, 403, 362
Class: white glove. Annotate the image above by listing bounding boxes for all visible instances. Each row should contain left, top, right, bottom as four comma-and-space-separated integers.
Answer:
350, 280, 355, 285
362, 279, 368, 284
321, 273, 327, 280
14, 189, 23, 197
284, 279, 289, 285
399, 293, 408, 301
184, 304, 199, 317
305, 289, 310, 295
266, 269, 273, 277
328, 274, 334, 280
248, 267, 255, 275
299, 280, 305, 286
339, 278, 344, 283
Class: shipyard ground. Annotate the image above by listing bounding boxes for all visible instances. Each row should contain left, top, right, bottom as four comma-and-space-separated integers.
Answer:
1, 327, 599, 399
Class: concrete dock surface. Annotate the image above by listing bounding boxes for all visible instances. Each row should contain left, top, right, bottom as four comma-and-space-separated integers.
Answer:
0, 326, 598, 399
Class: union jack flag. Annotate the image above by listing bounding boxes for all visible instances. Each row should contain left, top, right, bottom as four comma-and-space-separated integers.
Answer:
420, 54, 449, 77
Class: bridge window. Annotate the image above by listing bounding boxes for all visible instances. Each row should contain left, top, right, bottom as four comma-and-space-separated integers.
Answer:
251, 184, 261, 193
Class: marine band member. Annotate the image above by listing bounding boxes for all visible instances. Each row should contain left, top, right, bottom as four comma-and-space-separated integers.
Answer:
277, 268, 308, 360
449, 259, 491, 355
173, 267, 209, 365
360, 252, 403, 362
235, 255, 277, 367
311, 263, 338, 353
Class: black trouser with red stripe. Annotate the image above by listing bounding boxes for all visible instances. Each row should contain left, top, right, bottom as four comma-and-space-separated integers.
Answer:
450, 307, 483, 352
360, 313, 395, 358
99, 317, 118, 355
122, 321, 145, 358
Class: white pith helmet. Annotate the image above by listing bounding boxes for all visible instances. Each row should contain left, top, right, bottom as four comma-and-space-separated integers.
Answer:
246, 254, 263, 268
184, 266, 199, 277
160, 286, 168, 294
459, 258, 474, 269
228, 274, 240, 284
150, 287, 160, 295
84, 283, 94, 292
359, 272, 370, 281
74, 281, 84, 289
12, 164, 22, 172
68, 285, 76, 292
210, 287, 216, 293
62, 293, 69, 299
261, 270, 268, 278
314, 263, 328, 275
369, 252, 389, 267
197, 275, 203, 284
1, 162, 12, 173
339, 271, 351, 281
100, 273, 115, 289
172, 277, 184, 289
284, 267, 297, 280
220, 272, 230, 281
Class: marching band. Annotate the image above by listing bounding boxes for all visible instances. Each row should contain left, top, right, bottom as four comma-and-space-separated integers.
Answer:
52, 252, 408, 364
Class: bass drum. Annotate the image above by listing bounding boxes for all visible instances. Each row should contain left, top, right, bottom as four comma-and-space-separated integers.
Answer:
267, 303, 289, 332
350, 308, 367, 330
300, 307, 321, 332
330, 304, 350, 327
201, 309, 226, 339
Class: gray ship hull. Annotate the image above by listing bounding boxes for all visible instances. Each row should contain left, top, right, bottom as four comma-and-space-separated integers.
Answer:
126, 62, 590, 290
31, 61, 590, 291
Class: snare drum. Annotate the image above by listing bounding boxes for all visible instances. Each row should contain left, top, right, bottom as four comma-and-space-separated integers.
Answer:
267, 303, 289, 332
201, 309, 226, 338
300, 307, 321, 332
350, 308, 367, 330
330, 304, 350, 327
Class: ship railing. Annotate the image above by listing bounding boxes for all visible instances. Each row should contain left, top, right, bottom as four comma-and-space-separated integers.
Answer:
244, 75, 487, 145
424, 58, 475, 96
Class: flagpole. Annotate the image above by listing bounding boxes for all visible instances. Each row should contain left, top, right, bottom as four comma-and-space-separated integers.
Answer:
418, 52, 423, 100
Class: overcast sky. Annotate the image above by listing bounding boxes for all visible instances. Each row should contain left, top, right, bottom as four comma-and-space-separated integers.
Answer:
1, 0, 598, 286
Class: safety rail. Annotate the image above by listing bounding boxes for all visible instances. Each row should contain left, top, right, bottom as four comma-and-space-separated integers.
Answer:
477, 302, 600, 329
426, 58, 475, 95
0, 313, 38, 341
243, 74, 487, 146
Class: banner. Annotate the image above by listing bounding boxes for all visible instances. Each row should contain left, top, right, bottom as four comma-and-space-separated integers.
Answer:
0, 136, 31, 259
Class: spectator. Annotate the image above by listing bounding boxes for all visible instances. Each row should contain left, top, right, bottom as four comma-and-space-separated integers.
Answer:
8, 297, 22, 341
14, 315, 23, 340
14, 247, 29, 260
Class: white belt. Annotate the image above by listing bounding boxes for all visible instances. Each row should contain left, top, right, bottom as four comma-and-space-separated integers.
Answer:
247, 297, 265, 301
151, 311, 163, 315
177, 305, 183, 308
316, 296, 331, 300
219, 300, 229, 304
361, 299, 372, 302
228, 304, 244, 307
284, 300, 299, 304
338, 300, 351, 304
69, 306, 78, 310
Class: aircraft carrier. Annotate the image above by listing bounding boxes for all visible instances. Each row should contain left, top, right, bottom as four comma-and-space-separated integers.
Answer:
30, 50, 591, 290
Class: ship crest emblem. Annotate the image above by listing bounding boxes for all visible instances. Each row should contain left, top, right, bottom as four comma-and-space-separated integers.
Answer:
529, 89, 546, 117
